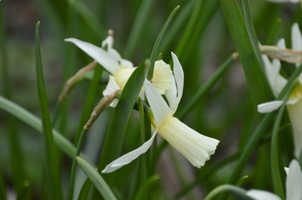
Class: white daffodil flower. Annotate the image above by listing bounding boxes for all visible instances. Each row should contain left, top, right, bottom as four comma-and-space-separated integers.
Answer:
265, 0, 300, 3
102, 52, 219, 173
258, 23, 302, 158
246, 159, 302, 200
65, 36, 172, 99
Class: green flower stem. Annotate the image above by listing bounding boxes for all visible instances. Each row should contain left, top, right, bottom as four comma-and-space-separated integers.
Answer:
270, 94, 290, 199
124, 0, 154, 59
66, 129, 88, 200
138, 98, 147, 186
204, 184, 254, 200
147, 5, 180, 79
265, 18, 282, 45
35, 22, 63, 200
176, 55, 234, 119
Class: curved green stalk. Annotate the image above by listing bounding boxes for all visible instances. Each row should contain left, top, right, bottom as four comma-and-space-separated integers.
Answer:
204, 185, 254, 200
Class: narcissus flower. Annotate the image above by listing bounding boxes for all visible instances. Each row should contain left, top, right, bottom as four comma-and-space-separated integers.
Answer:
65, 35, 172, 98
258, 23, 302, 158
102, 52, 219, 173
246, 159, 302, 200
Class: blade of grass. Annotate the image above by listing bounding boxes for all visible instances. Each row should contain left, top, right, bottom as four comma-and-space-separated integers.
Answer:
76, 157, 117, 200
220, 0, 272, 107
98, 59, 150, 184
0, 95, 91, 163
147, 5, 180, 79
240, 0, 263, 66
78, 178, 92, 200
124, 0, 155, 59
66, 129, 88, 200
35, 22, 63, 200
0, 1, 25, 189
265, 18, 282, 45
270, 95, 289, 199
204, 185, 254, 200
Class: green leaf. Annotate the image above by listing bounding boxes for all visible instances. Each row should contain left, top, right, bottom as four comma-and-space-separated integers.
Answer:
220, 0, 272, 107
124, 0, 155, 59
76, 157, 117, 200
98, 59, 150, 183
77, 178, 92, 200
204, 185, 254, 200
0, 95, 91, 162
227, 176, 249, 200
265, 18, 282, 45
270, 96, 289, 199
176, 55, 234, 119
35, 22, 63, 200
138, 98, 147, 186
147, 5, 180, 79
134, 175, 160, 200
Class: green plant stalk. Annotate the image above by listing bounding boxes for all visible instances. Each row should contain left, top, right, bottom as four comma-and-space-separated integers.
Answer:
270, 95, 289, 199
227, 176, 249, 200
176, 55, 234, 119
76, 157, 117, 200
97, 60, 150, 186
67, 129, 88, 200
138, 98, 147, 188
78, 178, 92, 200
0, 2, 25, 189
35, 22, 63, 200
220, 0, 272, 107
265, 18, 282, 45
147, 5, 180, 79
204, 184, 254, 200
74, 65, 103, 145
219, 62, 302, 200
174, 0, 206, 60
124, 0, 154, 59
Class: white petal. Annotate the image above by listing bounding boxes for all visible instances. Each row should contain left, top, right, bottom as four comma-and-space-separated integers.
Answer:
103, 75, 120, 97
171, 52, 184, 112
120, 59, 134, 68
290, 0, 301, 3
102, 130, 158, 173
165, 76, 177, 109
152, 60, 172, 94
257, 101, 284, 113
291, 23, 302, 67
277, 38, 286, 49
144, 80, 171, 125
101, 36, 114, 48
285, 167, 289, 175
286, 160, 302, 200
287, 100, 302, 158
158, 116, 219, 168
275, 75, 287, 94
65, 38, 119, 74
262, 55, 281, 94
246, 189, 281, 200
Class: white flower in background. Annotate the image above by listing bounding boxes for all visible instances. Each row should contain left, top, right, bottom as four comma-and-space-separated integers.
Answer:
65, 34, 172, 98
102, 52, 219, 173
265, 0, 300, 3
258, 23, 302, 158
246, 159, 302, 200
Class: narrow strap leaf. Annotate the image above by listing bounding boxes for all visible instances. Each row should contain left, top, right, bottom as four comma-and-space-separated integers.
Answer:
35, 22, 63, 200
204, 184, 254, 200
76, 157, 117, 200
77, 178, 92, 200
